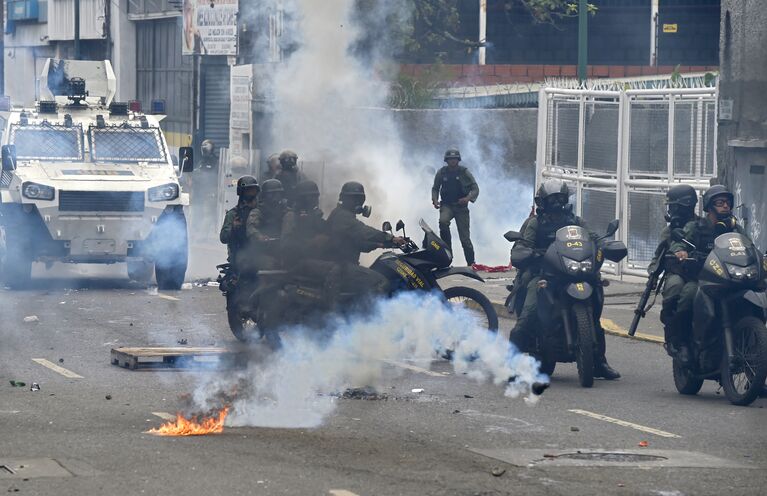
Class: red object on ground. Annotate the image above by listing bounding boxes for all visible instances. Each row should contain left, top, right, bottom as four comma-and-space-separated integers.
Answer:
472, 264, 513, 273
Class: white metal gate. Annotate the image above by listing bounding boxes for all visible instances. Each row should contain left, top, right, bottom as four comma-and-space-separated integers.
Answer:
536, 85, 718, 278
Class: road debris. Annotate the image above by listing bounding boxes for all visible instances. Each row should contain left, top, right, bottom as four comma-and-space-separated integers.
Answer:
30, 383, 41, 392
23, 315, 39, 323
638, 441, 649, 448
177, 338, 188, 345
58, 358, 64, 363
341, 387, 388, 401
570, 426, 580, 432
9, 380, 26, 387
491, 466, 506, 477
105, 394, 112, 400
411, 388, 424, 393
464, 394, 474, 398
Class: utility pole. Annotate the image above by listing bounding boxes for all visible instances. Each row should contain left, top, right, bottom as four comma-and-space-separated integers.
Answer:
650, 0, 659, 66
74, 0, 81, 60
577, 0, 587, 83
478, 0, 487, 65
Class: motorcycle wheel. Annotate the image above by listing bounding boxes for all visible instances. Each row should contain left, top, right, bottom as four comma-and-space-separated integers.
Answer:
572, 303, 595, 388
672, 357, 703, 395
720, 316, 767, 406
227, 292, 256, 343
443, 286, 499, 332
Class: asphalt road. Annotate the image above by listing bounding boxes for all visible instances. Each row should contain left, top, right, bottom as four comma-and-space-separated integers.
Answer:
0, 268, 765, 496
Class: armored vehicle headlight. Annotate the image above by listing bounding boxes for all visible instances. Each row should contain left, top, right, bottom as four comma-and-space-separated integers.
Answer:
148, 183, 179, 202
22, 182, 55, 201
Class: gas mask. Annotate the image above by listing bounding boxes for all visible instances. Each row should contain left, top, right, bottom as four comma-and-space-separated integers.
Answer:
664, 204, 693, 226
714, 215, 737, 235
356, 205, 372, 218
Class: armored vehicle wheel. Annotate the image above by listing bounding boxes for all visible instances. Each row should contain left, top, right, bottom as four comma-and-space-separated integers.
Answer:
127, 260, 154, 284
153, 212, 188, 290
2, 236, 32, 289
573, 303, 595, 388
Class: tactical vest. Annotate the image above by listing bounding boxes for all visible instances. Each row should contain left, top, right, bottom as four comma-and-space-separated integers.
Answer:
535, 213, 579, 250
440, 169, 464, 204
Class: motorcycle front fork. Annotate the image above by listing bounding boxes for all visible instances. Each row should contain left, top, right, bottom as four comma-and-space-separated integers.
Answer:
720, 302, 735, 368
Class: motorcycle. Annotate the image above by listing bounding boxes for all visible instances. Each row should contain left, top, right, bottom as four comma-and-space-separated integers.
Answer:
667, 229, 767, 406
222, 219, 498, 345
505, 220, 628, 387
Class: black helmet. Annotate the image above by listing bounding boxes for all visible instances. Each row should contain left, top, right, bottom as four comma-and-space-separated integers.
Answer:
236, 175, 260, 196
444, 148, 461, 161
339, 181, 366, 200
534, 179, 570, 212
295, 180, 320, 198
665, 184, 698, 208
294, 180, 320, 211
702, 185, 734, 212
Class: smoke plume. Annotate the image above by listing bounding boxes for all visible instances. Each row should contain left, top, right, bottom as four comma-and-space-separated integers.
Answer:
192, 292, 546, 428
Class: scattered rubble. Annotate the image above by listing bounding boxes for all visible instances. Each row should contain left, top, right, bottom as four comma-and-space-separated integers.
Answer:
177, 338, 188, 345
341, 387, 388, 401
9, 380, 26, 387
570, 426, 580, 432
23, 315, 39, 323
105, 394, 112, 400
30, 383, 41, 392
491, 466, 506, 477
411, 388, 424, 393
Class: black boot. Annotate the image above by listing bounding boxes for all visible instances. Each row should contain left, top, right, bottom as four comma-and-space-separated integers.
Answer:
594, 358, 621, 380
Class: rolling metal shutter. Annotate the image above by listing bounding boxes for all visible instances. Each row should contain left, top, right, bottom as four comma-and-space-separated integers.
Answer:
201, 60, 231, 149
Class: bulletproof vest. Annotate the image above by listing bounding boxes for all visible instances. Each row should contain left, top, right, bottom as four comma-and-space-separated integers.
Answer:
535, 213, 578, 250
440, 167, 464, 204
259, 206, 286, 239
690, 218, 721, 258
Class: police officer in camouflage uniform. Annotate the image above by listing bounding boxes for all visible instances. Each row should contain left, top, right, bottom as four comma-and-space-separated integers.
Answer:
669, 185, 748, 355
509, 179, 620, 380
281, 180, 336, 294
220, 176, 260, 265
431, 149, 479, 266
647, 185, 701, 356
264, 153, 281, 180
326, 181, 406, 304
240, 179, 288, 274
275, 150, 306, 207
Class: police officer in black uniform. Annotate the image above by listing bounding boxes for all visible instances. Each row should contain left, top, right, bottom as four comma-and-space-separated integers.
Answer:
509, 179, 620, 380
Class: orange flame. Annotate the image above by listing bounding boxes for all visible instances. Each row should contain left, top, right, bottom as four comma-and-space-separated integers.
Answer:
146, 407, 229, 436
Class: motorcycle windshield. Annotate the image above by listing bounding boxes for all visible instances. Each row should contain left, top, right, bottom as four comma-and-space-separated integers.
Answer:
553, 225, 594, 262
712, 233, 758, 267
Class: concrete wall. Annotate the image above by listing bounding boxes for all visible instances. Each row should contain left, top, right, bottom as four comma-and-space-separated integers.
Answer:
718, 0, 767, 251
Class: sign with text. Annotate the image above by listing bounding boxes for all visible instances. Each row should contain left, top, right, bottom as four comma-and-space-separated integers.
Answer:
182, 0, 238, 56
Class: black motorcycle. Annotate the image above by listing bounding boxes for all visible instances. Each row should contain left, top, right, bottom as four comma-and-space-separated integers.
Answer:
505, 220, 627, 387
667, 230, 767, 406
223, 219, 498, 344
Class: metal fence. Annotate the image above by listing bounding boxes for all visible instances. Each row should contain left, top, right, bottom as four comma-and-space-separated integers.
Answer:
536, 84, 717, 278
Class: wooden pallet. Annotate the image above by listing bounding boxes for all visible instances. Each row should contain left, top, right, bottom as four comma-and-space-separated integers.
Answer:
110, 347, 243, 370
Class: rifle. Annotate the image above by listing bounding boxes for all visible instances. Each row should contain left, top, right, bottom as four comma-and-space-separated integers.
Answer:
629, 243, 667, 336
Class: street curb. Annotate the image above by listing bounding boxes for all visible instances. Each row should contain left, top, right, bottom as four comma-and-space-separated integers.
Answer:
488, 299, 664, 346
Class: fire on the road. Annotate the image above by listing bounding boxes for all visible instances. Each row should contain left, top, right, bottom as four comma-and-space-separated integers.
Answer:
146, 407, 229, 436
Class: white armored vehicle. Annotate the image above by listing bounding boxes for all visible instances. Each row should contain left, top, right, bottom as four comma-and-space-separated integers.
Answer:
0, 59, 193, 289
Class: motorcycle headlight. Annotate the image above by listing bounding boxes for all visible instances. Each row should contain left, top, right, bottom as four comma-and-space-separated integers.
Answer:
562, 256, 592, 275
22, 182, 55, 201
148, 183, 179, 202
726, 263, 759, 281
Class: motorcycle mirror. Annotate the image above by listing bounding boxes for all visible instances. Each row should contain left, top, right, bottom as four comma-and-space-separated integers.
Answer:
382, 221, 392, 232
504, 230, 523, 242
396, 220, 405, 232
605, 219, 619, 238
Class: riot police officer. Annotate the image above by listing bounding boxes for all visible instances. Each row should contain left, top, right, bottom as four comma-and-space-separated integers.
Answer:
648, 184, 701, 356
326, 181, 405, 303
192, 138, 219, 240
275, 150, 305, 207
264, 153, 281, 180
509, 179, 620, 380
220, 175, 260, 265
431, 148, 479, 266
241, 179, 287, 273
669, 185, 748, 352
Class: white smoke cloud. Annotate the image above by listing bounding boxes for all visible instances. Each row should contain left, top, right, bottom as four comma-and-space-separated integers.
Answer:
250, 0, 532, 265
192, 292, 546, 428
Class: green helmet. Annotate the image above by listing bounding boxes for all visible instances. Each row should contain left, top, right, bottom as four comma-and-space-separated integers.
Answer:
444, 148, 461, 161
339, 181, 365, 201
702, 185, 734, 212
261, 179, 284, 195
279, 150, 298, 169
295, 180, 320, 198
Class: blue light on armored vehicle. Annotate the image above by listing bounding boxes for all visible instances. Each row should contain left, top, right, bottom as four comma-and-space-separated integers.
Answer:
22, 181, 54, 201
